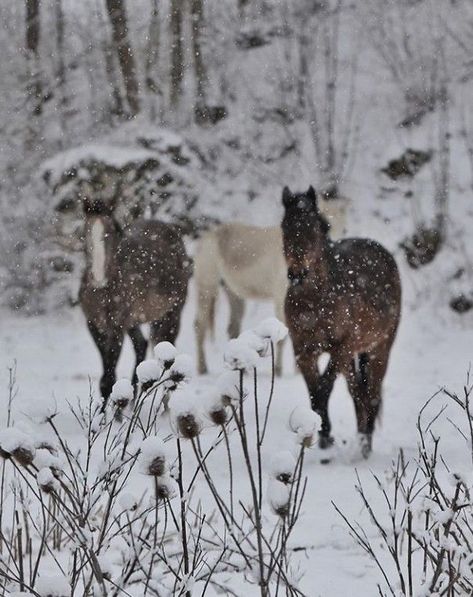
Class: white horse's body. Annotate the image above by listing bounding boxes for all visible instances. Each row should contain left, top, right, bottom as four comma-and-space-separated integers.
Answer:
194, 198, 348, 375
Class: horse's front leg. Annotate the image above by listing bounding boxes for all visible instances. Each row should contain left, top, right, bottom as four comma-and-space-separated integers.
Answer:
87, 321, 124, 408
312, 357, 339, 448
296, 348, 334, 448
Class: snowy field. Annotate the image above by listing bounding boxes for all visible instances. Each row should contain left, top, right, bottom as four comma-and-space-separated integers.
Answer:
1, 271, 472, 595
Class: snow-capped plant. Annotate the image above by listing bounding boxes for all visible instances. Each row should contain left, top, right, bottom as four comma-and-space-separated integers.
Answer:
153, 340, 177, 369
336, 380, 473, 596
224, 337, 260, 371
139, 435, 167, 476
289, 405, 321, 447
136, 358, 161, 384
0, 328, 309, 597
254, 317, 289, 344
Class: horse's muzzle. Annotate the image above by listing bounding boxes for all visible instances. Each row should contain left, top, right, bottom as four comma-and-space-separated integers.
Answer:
288, 267, 309, 286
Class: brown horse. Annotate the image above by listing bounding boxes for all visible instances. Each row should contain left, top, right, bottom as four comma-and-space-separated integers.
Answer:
281, 186, 401, 457
79, 198, 191, 404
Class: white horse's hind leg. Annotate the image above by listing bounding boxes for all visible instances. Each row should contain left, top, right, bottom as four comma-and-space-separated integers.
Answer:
193, 234, 220, 375
222, 282, 245, 338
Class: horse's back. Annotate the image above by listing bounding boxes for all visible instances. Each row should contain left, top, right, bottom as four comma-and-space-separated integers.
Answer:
214, 223, 287, 300
118, 221, 190, 318
334, 237, 401, 315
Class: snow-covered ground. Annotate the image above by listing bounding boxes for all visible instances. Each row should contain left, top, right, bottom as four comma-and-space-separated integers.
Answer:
1, 271, 472, 595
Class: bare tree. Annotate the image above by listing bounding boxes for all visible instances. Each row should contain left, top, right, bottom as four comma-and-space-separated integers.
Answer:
25, 0, 42, 147
97, 3, 125, 119
105, 0, 140, 116
145, 0, 161, 121
169, 0, 184, 109
54, 0, 67, 144
190, 0, 207, 113
301, 0, 359, 197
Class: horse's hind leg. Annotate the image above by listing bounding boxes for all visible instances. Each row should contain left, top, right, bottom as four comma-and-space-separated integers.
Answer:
128, 325, 148, 388
347, 339, 392, 458
151, 303, 185, 347
222, 282, 245, 338
193, 235, 220, 375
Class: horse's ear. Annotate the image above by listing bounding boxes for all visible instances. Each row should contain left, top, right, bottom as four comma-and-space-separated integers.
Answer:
320, 213, 331, 235
282, 186, 294, 208
307, 185, 317, 207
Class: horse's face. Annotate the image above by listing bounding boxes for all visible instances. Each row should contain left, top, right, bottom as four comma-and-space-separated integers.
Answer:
281, 186, 330, 286
82, 200, 121, 288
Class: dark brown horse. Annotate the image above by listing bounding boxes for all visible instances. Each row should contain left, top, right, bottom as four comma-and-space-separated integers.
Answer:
281, 186, 401, 457
80, 198, 191, 404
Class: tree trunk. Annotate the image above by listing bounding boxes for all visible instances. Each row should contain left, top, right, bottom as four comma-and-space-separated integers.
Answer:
25, 0, 42, 118
145, 0, 161, 121
105, 0, 140, 116
169, 0, 184, 109
54, 0, 67, 144
190, 0, 207, 110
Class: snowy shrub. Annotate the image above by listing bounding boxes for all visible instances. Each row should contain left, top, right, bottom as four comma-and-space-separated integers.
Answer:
0, 327, 311, 596
336, 380, 473, 596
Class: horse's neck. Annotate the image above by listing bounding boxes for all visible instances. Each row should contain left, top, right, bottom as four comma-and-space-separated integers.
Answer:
85, 218, 116, 288
308, 241, 335, 287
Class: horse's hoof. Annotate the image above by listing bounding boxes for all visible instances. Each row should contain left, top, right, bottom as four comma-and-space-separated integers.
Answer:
359, 434, 372, 459
318, 433, 335, 450
274, 368, 282, 377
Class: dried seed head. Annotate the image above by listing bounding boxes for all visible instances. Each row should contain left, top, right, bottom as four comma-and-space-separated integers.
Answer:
13, 446, 36, 467
37, 468, 58, 494
177, 413, 201, 440
146, 456, 166, 477
268, 479, 290, 519
168, 354, 193, 385
113, 397, 129, 410
209, 405, 228, 426
0, 429, 36, 467
139, 436, 167, 477
270, 451, 296, 485
155, 475, 177, 500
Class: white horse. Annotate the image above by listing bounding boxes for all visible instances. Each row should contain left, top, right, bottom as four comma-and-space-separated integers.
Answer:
194, 197, 348, 375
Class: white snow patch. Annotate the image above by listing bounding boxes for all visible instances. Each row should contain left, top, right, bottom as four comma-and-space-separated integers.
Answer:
35, 573, 70, 596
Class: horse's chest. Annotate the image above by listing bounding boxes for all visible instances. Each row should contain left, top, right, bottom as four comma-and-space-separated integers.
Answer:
286, 291, 338, 338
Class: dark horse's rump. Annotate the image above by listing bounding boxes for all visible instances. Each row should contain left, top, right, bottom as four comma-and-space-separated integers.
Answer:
281, 186, 401, 458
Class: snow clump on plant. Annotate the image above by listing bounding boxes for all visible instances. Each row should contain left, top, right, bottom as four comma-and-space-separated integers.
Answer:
170, 386, 204, 439
153, 341, 177, 369
289, 405, 321, 447
139, 436, 168, 477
